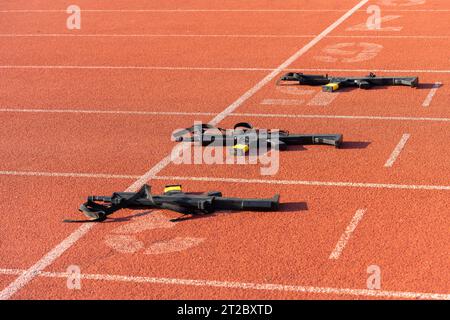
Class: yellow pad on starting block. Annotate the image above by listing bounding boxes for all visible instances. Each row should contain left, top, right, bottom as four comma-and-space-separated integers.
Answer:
233, 144, 249, 154
164, 185, 182, 193
322, 83, 339, 92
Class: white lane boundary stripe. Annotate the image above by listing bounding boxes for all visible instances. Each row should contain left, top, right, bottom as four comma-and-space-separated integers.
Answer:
0, 170, 139, 179
1, 65, 449, 74
0, 65, 270, 71
0, 0, 368, 300
1, 34, 449, 39
331, 35, 450, 38
235, 113, 450, 122
1, 171, 450, 191
295, 68, 450, 74
0, 9, 349, 13
0, 108, 216, 117
2, 108, 450, 123
295, 68, 450, 73
0, 268, 448, 300
154, 175, 450, 191
384, 134, 411, 168
0, 9, 449, 12
1, 33, 318, 38
329, 209, 367, 259
422, 82, 442, 107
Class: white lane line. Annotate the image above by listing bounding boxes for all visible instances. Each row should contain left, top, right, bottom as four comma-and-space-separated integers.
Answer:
0, 33, 315, 38
384, 134, 411, 168
330, 35, 450, 39
0, 170, 139, 179
0, 0, 368, 300
260, 99, 305, 106
299, 68, 450, 74
1, 65, 449, 74
0, 65, 271, 72
0, 108, 215, 117
1, 33, 449, 39
234, 113, 450, 122
0, 268, 448, 300
1, 170, 450, 191
3, 108, 450, 123
329, 209, 367, 260
422, 82, 442, 107
0, 9, 350, 13
154, 175, 450, 191
0, 9, 449, 12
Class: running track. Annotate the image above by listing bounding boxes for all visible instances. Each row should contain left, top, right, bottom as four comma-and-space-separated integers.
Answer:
0, 0, 449, 300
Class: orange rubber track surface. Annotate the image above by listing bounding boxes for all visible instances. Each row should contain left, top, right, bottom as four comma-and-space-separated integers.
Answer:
0, 0, 449, 300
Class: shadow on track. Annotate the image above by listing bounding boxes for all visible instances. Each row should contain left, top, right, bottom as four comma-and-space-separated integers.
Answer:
339, 141, 371, 149
170, 201, 308, 223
